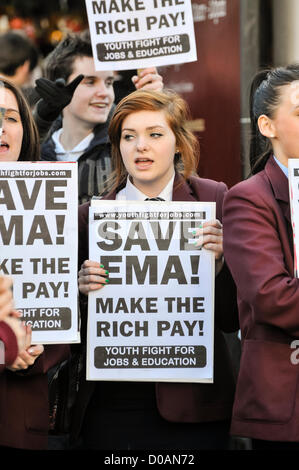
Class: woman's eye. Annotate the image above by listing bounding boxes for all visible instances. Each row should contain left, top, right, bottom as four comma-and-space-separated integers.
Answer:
123, 134, 134, 140
5, 117, 18, 123
150, 133, 163, 138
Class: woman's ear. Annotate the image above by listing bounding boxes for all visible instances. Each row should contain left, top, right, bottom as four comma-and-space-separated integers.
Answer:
257, 114, 276, 139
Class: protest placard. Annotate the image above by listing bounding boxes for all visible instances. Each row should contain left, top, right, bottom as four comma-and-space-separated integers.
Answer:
288, 159, 299, 277
87, 199, 215, 382
85, 0, 197, 71
0, 162, 79, 344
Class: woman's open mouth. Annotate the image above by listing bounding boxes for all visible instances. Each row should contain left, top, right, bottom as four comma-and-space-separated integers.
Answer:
0, 142, 9, 152
134, 157, 153, 169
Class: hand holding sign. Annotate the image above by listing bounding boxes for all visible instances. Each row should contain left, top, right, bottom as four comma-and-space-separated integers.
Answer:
132, 67, 163, 91
7, 324, 44, 371
193, 219, 224, 275
78, 260, 110, 295
193, 219, 223, 258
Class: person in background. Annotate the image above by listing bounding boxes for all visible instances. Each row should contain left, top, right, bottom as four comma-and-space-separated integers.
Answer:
33, 31, 163, 204
0, 31, 39, 88
72, 89, 239, 450
223, 63, 299, 450
0, 31, 40, 108
0, 77, 69, 450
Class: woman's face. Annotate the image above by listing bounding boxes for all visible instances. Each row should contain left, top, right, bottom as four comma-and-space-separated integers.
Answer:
120, 109, 176, 194
269, 82, 299, 166
0, 88, 23, 161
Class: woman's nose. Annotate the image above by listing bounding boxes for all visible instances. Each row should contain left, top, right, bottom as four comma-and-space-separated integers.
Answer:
136, 137, 149, 151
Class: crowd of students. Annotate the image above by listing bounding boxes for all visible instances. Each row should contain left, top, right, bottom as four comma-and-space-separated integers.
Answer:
0, 28, 299, 451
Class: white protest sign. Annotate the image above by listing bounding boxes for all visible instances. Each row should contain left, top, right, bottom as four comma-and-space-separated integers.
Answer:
0, 162, 79, 344
288, 159, 299, 277
87, 200, 215, 382
85, 0, 197, 71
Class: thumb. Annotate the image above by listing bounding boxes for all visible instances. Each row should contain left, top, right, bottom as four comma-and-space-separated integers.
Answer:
67, 74, 84, 93
28, 344, 44, 356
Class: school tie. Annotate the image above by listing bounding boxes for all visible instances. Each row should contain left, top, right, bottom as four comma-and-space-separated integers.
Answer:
144, 197, 165, 201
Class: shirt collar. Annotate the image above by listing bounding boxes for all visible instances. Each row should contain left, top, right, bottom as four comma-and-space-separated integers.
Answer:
117, 173, 175, 201
52, 128, 94, 154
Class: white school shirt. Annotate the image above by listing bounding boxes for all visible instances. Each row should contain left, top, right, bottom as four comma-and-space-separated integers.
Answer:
52, 128, 94, 161
115, 174, 175, 201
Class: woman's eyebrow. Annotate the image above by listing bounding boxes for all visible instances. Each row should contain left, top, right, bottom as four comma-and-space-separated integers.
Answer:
146, 125, 165, 130
0, 107, 20, 114
121, 125, 165, 131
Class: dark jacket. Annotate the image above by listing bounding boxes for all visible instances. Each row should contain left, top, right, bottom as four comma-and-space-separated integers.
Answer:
40, 110, 115, 204
0, 344, 69, 449
71, 173, 239, 441
223, 156, 299, 441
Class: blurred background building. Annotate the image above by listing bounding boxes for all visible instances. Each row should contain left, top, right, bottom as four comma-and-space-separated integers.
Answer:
0, 0, 297, 186
0, 0, 87, 56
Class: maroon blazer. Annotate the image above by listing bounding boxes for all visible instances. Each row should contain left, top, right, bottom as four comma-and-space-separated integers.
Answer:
0, 344, 69, 449
71, 173, 238, 440
223, 156, 299, 441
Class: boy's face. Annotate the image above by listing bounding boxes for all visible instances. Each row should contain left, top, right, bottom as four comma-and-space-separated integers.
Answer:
65, 56, 115, 127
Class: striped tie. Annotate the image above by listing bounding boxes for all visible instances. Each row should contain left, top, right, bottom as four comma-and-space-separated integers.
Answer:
144, 197, 165, 201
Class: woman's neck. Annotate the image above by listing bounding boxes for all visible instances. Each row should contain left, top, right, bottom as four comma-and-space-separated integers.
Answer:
131, 171, 175, 198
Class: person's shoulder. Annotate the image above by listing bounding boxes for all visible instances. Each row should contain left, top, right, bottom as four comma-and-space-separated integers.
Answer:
189, 174, 227, 190
226, 170, 267, 197
188, 175, 228, 202
224, 170, 274, 211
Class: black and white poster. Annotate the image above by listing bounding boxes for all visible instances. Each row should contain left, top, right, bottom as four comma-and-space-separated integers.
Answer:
87, 199, 215, 382
85, 0, 197, 71
289, 159, 299, 278
0, 162, 79, 344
